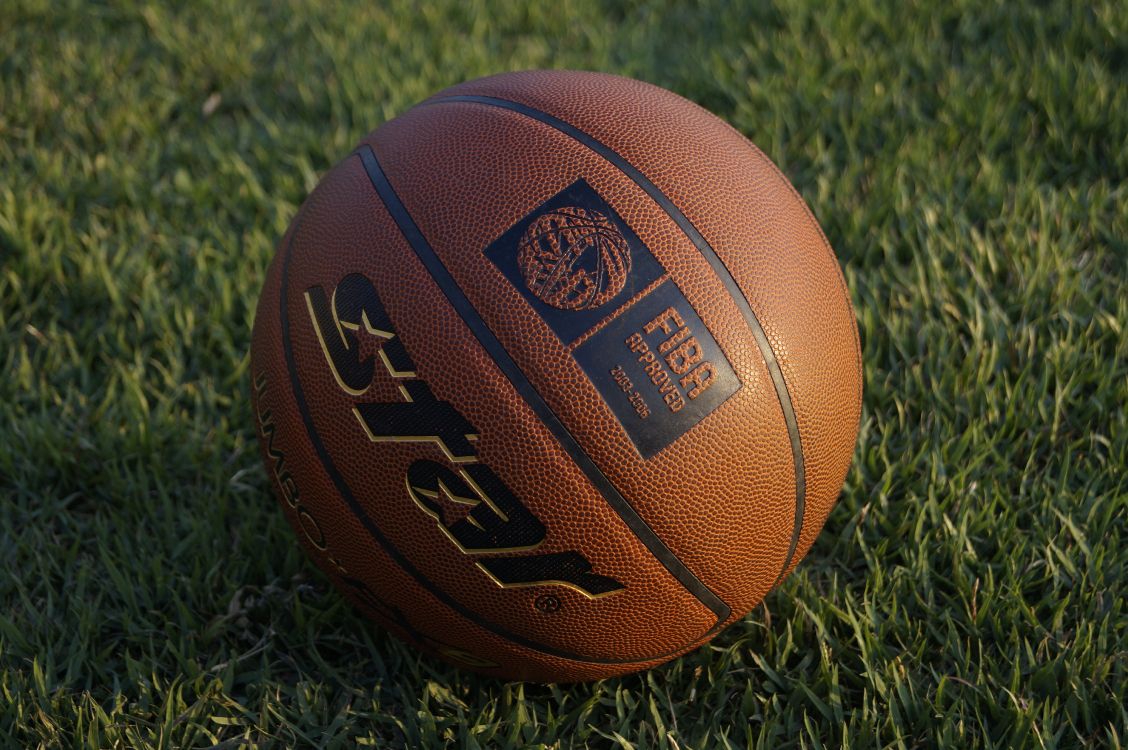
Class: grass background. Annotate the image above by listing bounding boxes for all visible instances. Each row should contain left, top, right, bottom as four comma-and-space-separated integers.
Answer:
2, 0, 1125, 747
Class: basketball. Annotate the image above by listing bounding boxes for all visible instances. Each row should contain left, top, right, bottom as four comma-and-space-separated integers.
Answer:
249, 70, 862, 682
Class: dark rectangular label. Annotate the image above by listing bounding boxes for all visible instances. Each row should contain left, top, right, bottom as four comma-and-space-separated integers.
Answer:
572, 280, 740, 459
484, 179, 740, 459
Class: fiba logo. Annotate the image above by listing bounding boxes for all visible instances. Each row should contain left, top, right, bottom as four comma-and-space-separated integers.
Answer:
485, 180, 664, 343
517, 206, 632, 311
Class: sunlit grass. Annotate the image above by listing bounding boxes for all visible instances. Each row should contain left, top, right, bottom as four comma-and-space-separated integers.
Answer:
1, 0, 1125, 747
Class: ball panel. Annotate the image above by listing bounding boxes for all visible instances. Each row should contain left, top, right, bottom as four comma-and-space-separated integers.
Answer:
365, 100, 799, 620
254, 153, 720, 669
430, 70, 862, 581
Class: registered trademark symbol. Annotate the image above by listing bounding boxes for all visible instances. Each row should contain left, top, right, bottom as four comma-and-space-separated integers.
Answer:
535, 594, 561, 613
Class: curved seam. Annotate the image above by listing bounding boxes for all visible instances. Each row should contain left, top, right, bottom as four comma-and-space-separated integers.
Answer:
738, 141, 865, 567
424, 93, 808, 592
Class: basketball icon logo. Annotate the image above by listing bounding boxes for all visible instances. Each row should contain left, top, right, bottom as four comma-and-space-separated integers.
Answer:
516, 206, 632, 310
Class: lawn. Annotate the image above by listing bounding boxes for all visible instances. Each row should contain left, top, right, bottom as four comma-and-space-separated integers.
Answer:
1, 0, 1125, 747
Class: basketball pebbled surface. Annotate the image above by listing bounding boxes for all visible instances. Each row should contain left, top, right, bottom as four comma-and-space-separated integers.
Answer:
249, 70, 862, 682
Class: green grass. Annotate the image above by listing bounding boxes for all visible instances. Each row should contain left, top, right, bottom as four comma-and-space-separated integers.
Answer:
2, 0, 1125, 747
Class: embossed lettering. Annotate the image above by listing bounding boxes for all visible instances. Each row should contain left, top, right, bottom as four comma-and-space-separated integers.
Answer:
664, 336, 702, 375
305, 274, 624, 599
406, 460, 545, 552
680, 361, 717, 399
480, 552, 626, 597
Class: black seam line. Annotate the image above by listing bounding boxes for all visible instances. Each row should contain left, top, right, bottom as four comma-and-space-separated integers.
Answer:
279, 167, 716, 666
426, 94, 808, 588
356, 145, 730, 635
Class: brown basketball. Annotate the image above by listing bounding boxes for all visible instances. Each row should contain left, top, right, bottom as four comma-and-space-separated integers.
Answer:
249, 70, 862, 682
